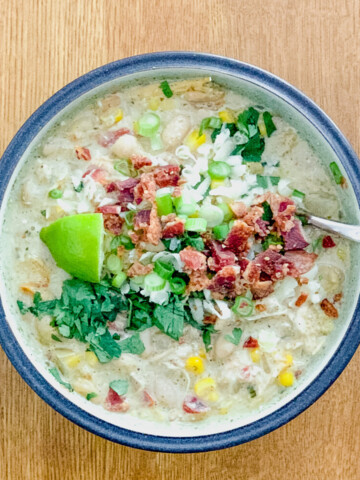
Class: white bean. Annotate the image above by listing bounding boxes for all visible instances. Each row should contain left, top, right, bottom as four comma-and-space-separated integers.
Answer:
215, 335, 236, 359
111, 134, 143, 158
162, 115, 191, 148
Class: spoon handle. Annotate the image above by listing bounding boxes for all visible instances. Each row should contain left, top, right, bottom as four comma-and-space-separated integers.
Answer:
307, 214, 360, 242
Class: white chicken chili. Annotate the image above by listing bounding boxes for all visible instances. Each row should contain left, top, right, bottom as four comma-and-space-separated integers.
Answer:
4, 77, 348, 421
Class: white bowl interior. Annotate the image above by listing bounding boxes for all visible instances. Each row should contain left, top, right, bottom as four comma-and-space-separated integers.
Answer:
0, 66, 359, 437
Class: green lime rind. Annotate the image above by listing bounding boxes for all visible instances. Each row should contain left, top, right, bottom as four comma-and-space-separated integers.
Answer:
40, 213, 104, 283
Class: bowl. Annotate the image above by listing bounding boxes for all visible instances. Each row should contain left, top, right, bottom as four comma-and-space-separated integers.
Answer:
0, 52, 359, 453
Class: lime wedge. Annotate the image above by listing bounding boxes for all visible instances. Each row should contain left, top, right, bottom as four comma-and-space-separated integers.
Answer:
40, 213, 104, 283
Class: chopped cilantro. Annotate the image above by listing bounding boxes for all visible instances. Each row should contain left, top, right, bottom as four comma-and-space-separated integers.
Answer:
263, 111, 277, 137
49, 367, 73, 391
119, 333, 145, 355
74, 181, 84, 193
256, 175, 268, 189
236, 107, 260, 137
262, 233, 284, 251
247, 385, 257, 398
112, 333, 120, 340
40, 210, 46, 217
295, 214, 308, 226
225, 327, 243, 345
153, 296, 186, 341
51, 334, 62, 342
109, 379, 129, 396
86, 392, 97, 401
261, 202, 273, 222
241, 133, 265, 163
202, 324, 216, 352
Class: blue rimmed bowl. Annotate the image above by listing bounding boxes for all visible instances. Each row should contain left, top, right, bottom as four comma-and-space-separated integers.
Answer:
0, 52, 359, 453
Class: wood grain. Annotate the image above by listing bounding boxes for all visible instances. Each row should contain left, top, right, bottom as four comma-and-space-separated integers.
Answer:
1, 0, 360, 478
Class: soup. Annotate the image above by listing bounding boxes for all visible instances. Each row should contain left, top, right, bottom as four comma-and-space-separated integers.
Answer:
3, 77, 348, 422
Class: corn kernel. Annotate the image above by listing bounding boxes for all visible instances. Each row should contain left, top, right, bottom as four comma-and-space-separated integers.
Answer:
184, 130, 206, 151
337, 248, 346, 261
219, 407, 229, 415
278, 370, 294, 387
159, 98, 175, 111
219, 110, 235, 123
148, 97, 160, 111
199, 347, 206, 359
20, 284, 35, 296
258, 121, 267, 137
185, 356, 204, 375
114, 109, 123, 123
284, 354, 293, 366
64, 354, 82, 368
85, 351, 98, 367
194, 378, 219, 402
250, 348, 261, 363
211, 179, 225, 189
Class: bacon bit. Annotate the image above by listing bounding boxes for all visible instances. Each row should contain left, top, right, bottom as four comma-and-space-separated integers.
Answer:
96, 205, 121, 215
82, 168, 108, 185
117, 245, 125, 258
284, 250, 317, 277
243, 337, 259, 349
251, 280, 274, 299
255, 304, 266, 312
128, 231, 140, 244
127, 262, 154, 277
186, 271, 211, 293
178, 336, 186, 345
162, 217, 185, 238
297, 277, 309, 285
294, 370, 302, 379
295, 293, 308, 307
183, 396, 210, 414
75, 146, 91, 161
203, 314, 217, 325
322, 235, 336, 248
143, 391, 155, 407
340, 177, 347, 188
208, 266, 237, 299
282, 220, 309, 251
172, 185, 182, 197
134, 173, 157, 202
180, 246, 207, 272
242, 261, 261, 284
254, 249, 291, 281
131, 154, 152, 169
229, 201, 247, 218
153, 165, 180, 187
134, 209, 151, 230
243, 206, 264, 227
333, 293, 343, 303
225, 220, 253, 254
98, 128, 131, 147
254, 218, 269, 237
20, 284, 36, 296
103, 214, 123, 235
104, 388, 129, 412
320, 298, 339, 318
255, 192, 296, 232
207, 240, 237, 272
145, 205, 162, 245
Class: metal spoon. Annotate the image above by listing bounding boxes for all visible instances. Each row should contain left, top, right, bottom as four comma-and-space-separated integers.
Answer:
300, 211, 360, 242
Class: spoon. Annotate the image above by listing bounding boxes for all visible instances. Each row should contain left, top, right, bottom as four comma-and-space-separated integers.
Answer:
300, 211, 360, 242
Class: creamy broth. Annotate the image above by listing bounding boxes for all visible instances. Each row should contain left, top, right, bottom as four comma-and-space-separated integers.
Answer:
2, 78, 349, 423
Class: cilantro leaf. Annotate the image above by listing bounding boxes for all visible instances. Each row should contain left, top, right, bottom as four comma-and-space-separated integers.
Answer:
49, 367, 73, 391
261, 201, 273, 222
109, 379, 129, 396
86, 392, 97, 401
262, 233, 284, 251
224, 327, 243, 345
153, 297, 185, 340
74, 181, 84, 193
119, 333, 145, 355
241, 132, 265, 163
263, 111, 277, 137
236, 107, 260, 137
202, 324, 217, 352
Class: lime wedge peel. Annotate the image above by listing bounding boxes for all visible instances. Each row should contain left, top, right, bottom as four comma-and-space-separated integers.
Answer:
40, 213, 104, 283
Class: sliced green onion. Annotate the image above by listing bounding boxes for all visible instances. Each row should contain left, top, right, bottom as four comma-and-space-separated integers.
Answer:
217, 202, 234, 222
213, 223, 230, 241
138, 112, 160, 137
110, 234, 134, 251
208, 161, 231, 180
173, 196, 198, 216
169, 276, 187, 295
232, 296, 254, 317
154, 260, 174, 280
263, 111, 277, 137
185, 217, 207, 232
160, 80, 173, 98
124, 211, 135, 227
114, 159, 131, 175
112, 272, 127, 288
269, 176, 280, 186
262, 233, 284, 251
49, 189, 63, 199
106, 254, 122, 274
292, 189, 305, 200
198, 205, 224, 227
150, 133, 163, 151
256, 175, 268, 189
184, 232, 204, 251
228, 219, 235, 230
329, 161, 344, 185
295, 214, 308, 226
199, 117, 222, 136
144, 272, 166, 291
247, 385, 257, 398
156, 192, 174, 216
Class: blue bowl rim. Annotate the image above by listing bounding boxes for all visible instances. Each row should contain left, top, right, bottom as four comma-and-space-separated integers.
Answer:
0, 51, 359, 453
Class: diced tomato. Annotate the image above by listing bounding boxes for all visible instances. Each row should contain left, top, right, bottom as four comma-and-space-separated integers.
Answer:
295, 292, 308, 307
75, 146, 91, 161
243, 336, 259, 348
96, 205, 121, 214
104, 388, 129, 412
182, 396, 210, 414
322, 235, 336, 248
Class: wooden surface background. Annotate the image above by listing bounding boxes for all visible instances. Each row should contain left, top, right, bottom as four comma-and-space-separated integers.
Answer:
1, 1, 360, 478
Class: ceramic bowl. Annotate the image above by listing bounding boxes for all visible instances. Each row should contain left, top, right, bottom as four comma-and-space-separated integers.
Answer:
0, 52, 359, 452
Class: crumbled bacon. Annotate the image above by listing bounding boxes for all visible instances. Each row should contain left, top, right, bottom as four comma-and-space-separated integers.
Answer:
297, 277, 309, 285
322, 235, 336, 248
255, 304, 266, 312
183, 396, 209, 414
131, 154, 152, 169
75, 146, 91, 161
254, 249, 291, 281
295, 293, 308, 307
134, 173, 157, 202
250, 280, 274, 299
282, 220, 309, 251
333, 293, 343, 303
180, 246, 207, 272
96, 205, 121, 215
207, 240, 237, 272
284, 250, 317, 277
203, 314, 217, 325
243, 337, 259, 348
103, 214, 123, 235
254, 218, 269, 237
83, 168, 108, 184
144, 206, 162, 245
106, 177, 140, 206
127, 261, 154, 277
230, 201, 247, 218
242, 261, 261, 284
243, 206, 264, 227
161, 215, 185, 238
153, 165, 180, 187
186, 271, 210, 293
320, 298, 339, 318
172, 185, 182, 197
98, 128, 131, 147
225, 220, 253, 254
133, 209, 151, 230
255, 192, 296, 232
104, 388, 129, 412
208, 266, 237, 299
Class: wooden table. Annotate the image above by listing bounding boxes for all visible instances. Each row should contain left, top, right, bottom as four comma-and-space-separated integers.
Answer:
1, 1, 359, 478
